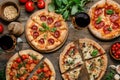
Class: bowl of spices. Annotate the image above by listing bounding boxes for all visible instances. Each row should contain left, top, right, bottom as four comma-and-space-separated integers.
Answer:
0, 0, 20, 22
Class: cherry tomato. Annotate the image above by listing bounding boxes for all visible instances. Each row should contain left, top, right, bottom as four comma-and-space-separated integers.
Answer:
37, 68, 42, 74
27, 59, 33, 64
15, 58, 21, 63
22, 54, 29, 60
9, 72, 15, 76
12, 63, 18, 69
43, 66, 49, 72
45, 71, 51, 77
19, 0, 28, 4
37, 0, 45, 9
0, 24, 4, 34
25, 1, 35, 12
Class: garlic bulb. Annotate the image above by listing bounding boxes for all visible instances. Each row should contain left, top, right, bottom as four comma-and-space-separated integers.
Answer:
109, 65, 116, 69
114, 74, 120, 80
8, 22, 24, 36
116, 65, 120, 74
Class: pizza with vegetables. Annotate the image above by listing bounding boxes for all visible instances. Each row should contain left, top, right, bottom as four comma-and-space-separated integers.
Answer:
29, 58, 55, 80
59, 38, 108, 80
6, 49, 56, 80
25, 10, 68, 53
89, 0, 120, 40
79, 38, 105, 60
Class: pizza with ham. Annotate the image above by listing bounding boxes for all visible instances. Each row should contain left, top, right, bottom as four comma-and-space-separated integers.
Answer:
89, 0, 120, 40
25, 10, 68, 53
59, 38, 108, 80
6, 49, 56, 80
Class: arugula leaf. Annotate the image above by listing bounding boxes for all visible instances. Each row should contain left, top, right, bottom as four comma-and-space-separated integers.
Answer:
106, 9, 114, 15
71, 5, 78, 15
55, 0, 62, 7
96, 17, 102, 24
50, 27, 57, 32
63, 10, 69, 20
48, 3, 55, 12
91, 49, 98, 57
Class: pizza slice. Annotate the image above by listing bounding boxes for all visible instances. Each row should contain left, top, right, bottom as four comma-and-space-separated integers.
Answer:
62, 67, 82, 80
29, 58, 56, 80
59, 42, 83, 73
46, 33, 61, 51
25, 20, 45, 41
79, 38, 105, 60
85, 54, 107, 80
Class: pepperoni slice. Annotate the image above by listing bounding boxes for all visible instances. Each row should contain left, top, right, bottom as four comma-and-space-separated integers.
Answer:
33, 32, 39, 39
40, 15, 46, 21
94, 8, 103, 17
53, 30, 60, 38
95, 21, 105, 29
31, 25, 38, 30
39, 38, 44, 44
47, 17, 54, 25
54, 21, 61, 27
48, 38, 54, 45
103, 25, 111, 34
112, 23, 119, 29
110, 14, 119, 22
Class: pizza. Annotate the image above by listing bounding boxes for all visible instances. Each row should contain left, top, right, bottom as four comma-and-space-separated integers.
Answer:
25, 10, 68, 53
59, 38, 108, 80
29, 58, 55, 80
89, 0, 120, 40
59, 42, 83, 73
6, 49, 56, 80
79, 38, 105, 60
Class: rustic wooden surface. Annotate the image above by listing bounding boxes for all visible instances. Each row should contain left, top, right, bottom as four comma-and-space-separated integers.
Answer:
0, 0, 120, 80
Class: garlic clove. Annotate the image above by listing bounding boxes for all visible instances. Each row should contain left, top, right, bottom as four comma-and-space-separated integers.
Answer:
116, 65, 120, 74
109, 65, 116, 69
114, 74, 120, 80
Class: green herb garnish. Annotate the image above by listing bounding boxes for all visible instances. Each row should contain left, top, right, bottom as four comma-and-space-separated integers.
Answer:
39, 63, 44, 68
106, 9, 114, 15
29, 54, 37, 60
50, 27, 57, 32
91, 49, 98, 57
105, 70, 115, 80
42, 23, 50, 31
107, 27, 112, 31
66, 59, 74, 65
48, 0, 91, 20
38, 72, 45, 79
18, 63, 23, 69
39, 28, 46, 32
96, 17, 102, 24
16, 73, 21, 78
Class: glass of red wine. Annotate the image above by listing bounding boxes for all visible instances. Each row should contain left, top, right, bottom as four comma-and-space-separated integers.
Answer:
0, 34, 16, 52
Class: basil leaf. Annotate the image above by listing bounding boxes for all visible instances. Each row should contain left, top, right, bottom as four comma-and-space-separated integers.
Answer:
55, 0, 62, 7
91, 49, 98, 57
63, 10, 69, 20
74, 0, 80, 4
71, 5, 78, 15
96, 17, 102, 24
50, 27, 57, 32
62, 0, 68, 5
39, 28, 46, 32
42, 23, 50, 31
106, 9, 114, 15
48, 3, 55, 12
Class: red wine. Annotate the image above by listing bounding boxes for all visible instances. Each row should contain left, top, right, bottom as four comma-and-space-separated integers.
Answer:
0, 35, 14, 50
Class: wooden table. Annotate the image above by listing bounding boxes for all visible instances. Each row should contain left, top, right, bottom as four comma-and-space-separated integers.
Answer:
0, 0, 120, 80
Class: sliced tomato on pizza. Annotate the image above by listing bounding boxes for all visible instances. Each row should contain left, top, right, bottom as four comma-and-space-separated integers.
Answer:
29, 58, 56, 80
85, 54, 107, 80
79, 38, 105, 60
59, 42, 83, 73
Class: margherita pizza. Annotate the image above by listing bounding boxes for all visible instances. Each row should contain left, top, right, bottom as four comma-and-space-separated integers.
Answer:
59, 38, 108, 80
89, 0, 120, 40
25, 10, 68, 53
6, 49, 56, 80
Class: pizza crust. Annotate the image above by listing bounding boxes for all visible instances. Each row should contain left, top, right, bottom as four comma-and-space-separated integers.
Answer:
44, 58, 56, 80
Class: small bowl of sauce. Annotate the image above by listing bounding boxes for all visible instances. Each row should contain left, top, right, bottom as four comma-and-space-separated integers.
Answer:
72, 12, 90, 29
0, 0, 20, 22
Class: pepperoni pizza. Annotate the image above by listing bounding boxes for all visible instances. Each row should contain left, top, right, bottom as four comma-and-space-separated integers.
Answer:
89, 0, 120, 40
25, 10, 68, 53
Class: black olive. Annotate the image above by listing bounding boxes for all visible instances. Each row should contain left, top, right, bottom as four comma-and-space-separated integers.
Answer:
75, 12, 90, 27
